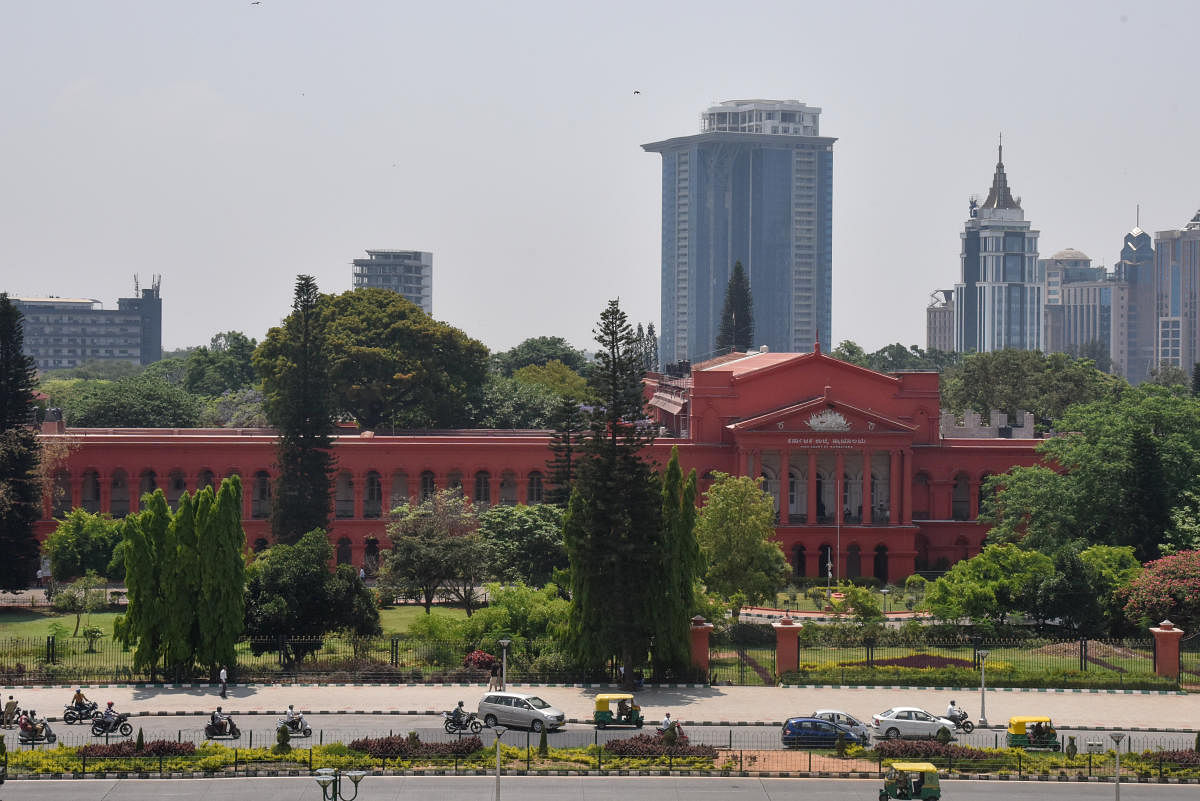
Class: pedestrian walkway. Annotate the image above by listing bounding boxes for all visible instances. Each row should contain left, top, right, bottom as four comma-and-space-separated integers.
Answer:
5, 682, 1192, 730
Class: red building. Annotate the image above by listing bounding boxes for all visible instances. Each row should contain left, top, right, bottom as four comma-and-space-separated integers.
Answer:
35, 345, 1041, 579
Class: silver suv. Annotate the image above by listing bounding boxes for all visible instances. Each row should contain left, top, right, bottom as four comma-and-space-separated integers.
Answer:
477, 692, 565, 732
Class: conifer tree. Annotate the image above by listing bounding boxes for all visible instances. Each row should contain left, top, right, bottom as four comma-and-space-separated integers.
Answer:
715, 261, 754, 354
115, 491, 174, 680
255, 275, 336, 543
198, 475, 245, 673
165, 491, 201, 677
0, 293, 42, 592
545, 396, 587, 507
646, 322, 659, 372
564, 300, 663, 683
654, 446, 702, 676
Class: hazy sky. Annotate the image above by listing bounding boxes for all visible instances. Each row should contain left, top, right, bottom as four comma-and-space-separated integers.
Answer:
3, 1, 1198, 356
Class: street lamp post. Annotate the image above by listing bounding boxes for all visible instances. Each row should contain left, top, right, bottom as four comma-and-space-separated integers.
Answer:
492, 724, 508, 801
1111, 733, 1124, 801
314, 768, 367, 801
498, 638, 511, 691
881, 588, 890, 614
977, 649, 990, 727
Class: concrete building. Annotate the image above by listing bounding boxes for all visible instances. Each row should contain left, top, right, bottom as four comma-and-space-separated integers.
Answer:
1154, 210, 1200, 371
1039, 249, 1115, 364
351, 250, 433, 314
643, 99, 835, 366
1114, 226, 1156, 384
926, 290, 955, 352
954, 144, 1041, 353
13, 278, 162, 371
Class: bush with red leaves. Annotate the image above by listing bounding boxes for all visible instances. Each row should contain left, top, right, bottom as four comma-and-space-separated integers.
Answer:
873, 739, 989, 761
462, 650, 497, 670
1152, 750, 1200, 767
603, 732, 716, 758
77, 740, 196, 758
349, 732, 483, 759
842, 654, 974, 670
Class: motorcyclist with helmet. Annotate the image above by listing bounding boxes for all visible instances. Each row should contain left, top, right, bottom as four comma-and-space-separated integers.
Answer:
18, 709, 45, 738
70, 688, 91, 712
102, 701, 119, 723
211, 705, 232, 735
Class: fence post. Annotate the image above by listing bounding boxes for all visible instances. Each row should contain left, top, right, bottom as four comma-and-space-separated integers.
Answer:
1017, 753, 1021, 780
309, 747, 313, 773
81, 754, 86, 775
234, 748, 238, 774
1079, 638, 1088, 672
1159, 754, 1163, 781
1088, 753, 1092, 777
159, 755, 163, 777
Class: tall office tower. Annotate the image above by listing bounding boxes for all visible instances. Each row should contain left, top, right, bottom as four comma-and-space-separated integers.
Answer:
954, 144, 1041, 353
926, 290, 955, 351
1113, 226, 1155, 383
352, 250, 433, 314
643, 99, 836, 366
1154, 210, 1200, 370
13, 277, 163, 371
1040, 249, 1107, 356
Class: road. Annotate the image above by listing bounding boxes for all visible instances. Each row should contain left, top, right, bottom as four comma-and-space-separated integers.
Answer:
2, 776, 1196, 801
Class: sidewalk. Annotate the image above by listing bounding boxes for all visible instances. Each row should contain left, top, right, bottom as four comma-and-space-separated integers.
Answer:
4, 682, 1194, 730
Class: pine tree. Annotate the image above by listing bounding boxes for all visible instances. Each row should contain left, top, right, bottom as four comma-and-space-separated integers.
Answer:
545, 396, 587, 507
0, 294, 41, 592
165, 491, 201, 678
654, 446, 702, 678
1192, 362, 1200, 398
198, 475, 245, 674
645, 323, 658, 372
255, 275, 336, 543
564, 300, 663, 683
114, 491, 174, 681
715, 261, 754, 354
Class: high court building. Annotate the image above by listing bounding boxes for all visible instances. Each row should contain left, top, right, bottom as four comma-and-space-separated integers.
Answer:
35, 347, 1040, 580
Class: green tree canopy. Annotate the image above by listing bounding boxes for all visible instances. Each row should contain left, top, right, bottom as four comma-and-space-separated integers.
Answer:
492, 336, 588, 377
694, 472, 789, 605
715, 261, 754, 354
1121, 550, 1200, 632
831, 340, 961, 373
184, 331, 259, 396
50, 374, 203, 428
513, 359, 592, 403
321, 287, 489, 430
379, 489, 484, 614
0, 293, 42, 591
44, 508, 124, 580
923, 543, 1055, 625
654, 446, 703, 675
477, 504, 567, 587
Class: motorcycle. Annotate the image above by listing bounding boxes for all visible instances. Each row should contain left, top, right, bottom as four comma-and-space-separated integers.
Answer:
443, 710, 483, 734
91, 713, 133, 737
17, 716, 57, 745
656, 722, 689, 745
205, 716, 241, 739
946, 707, 975, 734
63, 701, 102, 724
276, 715, 312, 738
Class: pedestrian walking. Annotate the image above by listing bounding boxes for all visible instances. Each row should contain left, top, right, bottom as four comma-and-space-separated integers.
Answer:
219, 666, 227, 698
35, 568, 44, 588
488, 662, 500, 691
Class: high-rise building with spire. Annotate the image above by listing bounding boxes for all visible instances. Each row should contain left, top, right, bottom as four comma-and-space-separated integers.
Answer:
643, 100, 835, 366
1154, 209, 1200, 371
954, 143, 1041, 352
1113, 224, 1156, 383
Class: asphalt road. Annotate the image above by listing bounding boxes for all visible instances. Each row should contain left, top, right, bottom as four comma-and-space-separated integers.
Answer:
2, 776, 1197, 801
20, 713, 1199, 752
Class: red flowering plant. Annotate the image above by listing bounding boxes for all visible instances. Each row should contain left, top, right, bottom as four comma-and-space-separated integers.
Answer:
463, 649, 497, 670
1121, 550, 1200, 632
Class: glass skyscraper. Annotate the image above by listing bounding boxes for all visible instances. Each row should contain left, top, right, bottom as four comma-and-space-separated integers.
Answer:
643, 100, 835, 367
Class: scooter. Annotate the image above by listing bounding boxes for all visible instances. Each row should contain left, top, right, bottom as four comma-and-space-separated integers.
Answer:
946, 707, 975, 733
204, 715, 241, 739
63, 701, 102, 724
276, 715, 312, 738
17, 715, 57, 745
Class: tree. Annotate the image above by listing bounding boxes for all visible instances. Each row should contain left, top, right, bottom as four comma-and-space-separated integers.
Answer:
322, 288, 489, 430
0, 293, 42, 591
441, 532, 493, 617
51, 572, 107, 636
468, 374, 560, 428
477, 504, 567, 587
254, 275, 336, 544
243, 530, 380, 663
694, 472, 789, 605
715, 261, 754, 354
379, 489, 481, 614
51, 375, 203, 427
513, 360, 592, 402
141, 357, 189, 386
1148, 363, 1190, 390
653, 446, 702, 676
1121, 550, 1200, 632
114, 491, 175, 680
200, 387, 269, 428
184, 331, 259, 396
923, 543, 1055, 625
545, 396, 587, 506
563, 299, 663, 683
1192, 362, 1200, 398
196, 475, 245, 674
43, 509, 124, 580
492, 336, 588, 377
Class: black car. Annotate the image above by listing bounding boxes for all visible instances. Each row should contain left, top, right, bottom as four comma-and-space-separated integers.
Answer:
780, 716, 865, 749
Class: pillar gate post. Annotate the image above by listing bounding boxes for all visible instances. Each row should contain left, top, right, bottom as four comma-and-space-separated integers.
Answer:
689, 615, 714, 680
773, 615, 802, 681
1150, 620, 1185, 679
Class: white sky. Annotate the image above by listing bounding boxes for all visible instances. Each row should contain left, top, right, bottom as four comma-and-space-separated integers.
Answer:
2, 1, 1198, 355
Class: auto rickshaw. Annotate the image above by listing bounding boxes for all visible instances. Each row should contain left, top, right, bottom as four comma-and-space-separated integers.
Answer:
879, 761, 941, 801
1005, 716, 1061, 751
592, 693, 644, 728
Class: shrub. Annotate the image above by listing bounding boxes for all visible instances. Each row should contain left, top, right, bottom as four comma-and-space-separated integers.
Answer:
462, 650, 497, 670
935, 727, 952, 745
77, 740, 196, 757
603, 732, 716, 758
873, 740, 989, 761
274, 724, 292, 754
349, 733, 483, 759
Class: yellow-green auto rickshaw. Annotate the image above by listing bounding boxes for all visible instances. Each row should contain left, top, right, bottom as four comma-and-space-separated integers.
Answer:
1005, 716, 1061, 751
880, 762, 941, 801
592, 693, 644, 728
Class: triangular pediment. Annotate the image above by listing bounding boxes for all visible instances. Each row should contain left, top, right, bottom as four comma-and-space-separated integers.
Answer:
727, 396, 916, 435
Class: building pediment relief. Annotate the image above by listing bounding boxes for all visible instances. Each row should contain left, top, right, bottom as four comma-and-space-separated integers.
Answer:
727, 398, 915, 436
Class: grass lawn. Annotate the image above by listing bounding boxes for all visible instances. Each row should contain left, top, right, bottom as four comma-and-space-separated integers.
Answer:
0, 608, 124, 639
378, 604, 467, 634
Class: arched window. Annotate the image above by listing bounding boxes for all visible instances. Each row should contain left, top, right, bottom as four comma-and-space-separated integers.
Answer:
252, 538, 269, 553
81, 470, 100, 513
978, 472, 993, 516
420, 471, 436, 501
788, 470, 807, 523
198, 469, 216, 492
110, 470, 130, 517
447, 471, 463, 494
364, 538, 380, 575
474, 471, 491, 507
166, 469, 187, 509
390, 470, 410, 510
914, 534, 931, 572
334, 471, 354, 518
499, 471, 518, 505
252, 471, 271, 519
139, 470, 157, 505
874, 544, 889, 584
336, 537, 352, 565
847, 544, 862, 578
52, 470, 71, 517
364, 471, 383, 518
912, 473, 931, 519
527, 471, 544, 504
951, 473, 970, 520
792, 544, 806, 578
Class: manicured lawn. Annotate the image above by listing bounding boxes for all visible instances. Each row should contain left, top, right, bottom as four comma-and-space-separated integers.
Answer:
378, 604, 467, 634
0, 608, 124, 639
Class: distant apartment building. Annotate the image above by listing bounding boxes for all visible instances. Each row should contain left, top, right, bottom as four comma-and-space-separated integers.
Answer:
13, 279, 162, 372
954, 144, 1042, 353
352, 250, 433, 314
643, 99, 835, 365
926, 290, 955, 351
1154, 210, 1200, 370
1113, 226, 1156, 383
1040, 249, 1113, 360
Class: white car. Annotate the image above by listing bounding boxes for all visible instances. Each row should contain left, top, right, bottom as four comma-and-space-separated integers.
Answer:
812, 709, 870, 740
872, 707, 956, 739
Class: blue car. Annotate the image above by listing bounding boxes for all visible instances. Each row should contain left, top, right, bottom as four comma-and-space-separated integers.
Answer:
780, 716, 865, 749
